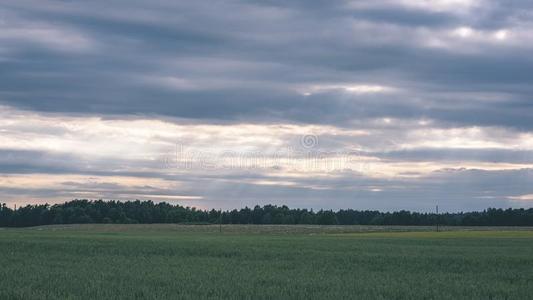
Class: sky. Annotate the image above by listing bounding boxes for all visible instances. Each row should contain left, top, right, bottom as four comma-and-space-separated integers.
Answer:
0, 0, 532, 212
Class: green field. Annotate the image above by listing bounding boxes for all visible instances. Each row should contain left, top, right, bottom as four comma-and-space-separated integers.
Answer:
1, 225, 533, 299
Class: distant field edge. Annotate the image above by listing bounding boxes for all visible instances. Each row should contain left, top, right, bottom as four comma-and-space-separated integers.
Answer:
2, 223, 533, 235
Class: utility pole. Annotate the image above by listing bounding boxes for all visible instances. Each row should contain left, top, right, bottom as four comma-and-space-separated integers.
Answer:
436, 205, 439, 232
219, 208, 222, 234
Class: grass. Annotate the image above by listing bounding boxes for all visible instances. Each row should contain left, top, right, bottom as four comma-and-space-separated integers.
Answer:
1, 225, 533, 299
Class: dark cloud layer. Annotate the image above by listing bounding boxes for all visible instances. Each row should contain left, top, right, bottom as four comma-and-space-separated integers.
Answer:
0, 0, 532, 128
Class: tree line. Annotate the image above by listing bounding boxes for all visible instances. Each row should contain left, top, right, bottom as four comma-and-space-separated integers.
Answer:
1, 199, 533, 227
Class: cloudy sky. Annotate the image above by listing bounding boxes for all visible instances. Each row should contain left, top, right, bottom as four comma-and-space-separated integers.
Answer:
1, 0, 532, 211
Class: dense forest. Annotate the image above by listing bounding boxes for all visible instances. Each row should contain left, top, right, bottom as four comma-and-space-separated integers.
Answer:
1, 200, 533, 227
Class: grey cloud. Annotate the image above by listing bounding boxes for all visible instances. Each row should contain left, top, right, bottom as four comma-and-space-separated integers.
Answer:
186, 168, 533, 212
0, 149, 166, 177
1, 148, 532, 211
0, 0, 532, 129
372, 148, 533, 164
